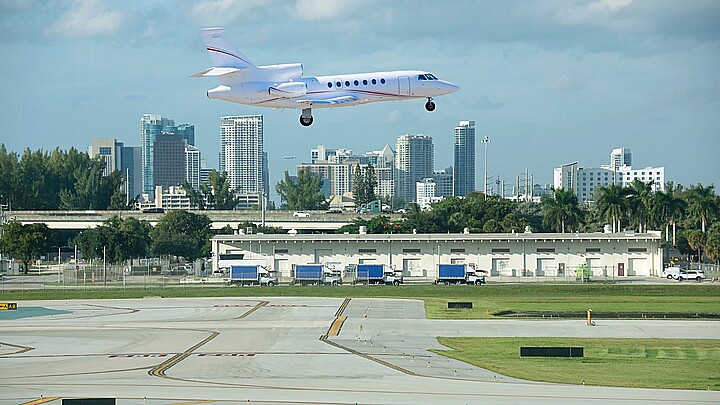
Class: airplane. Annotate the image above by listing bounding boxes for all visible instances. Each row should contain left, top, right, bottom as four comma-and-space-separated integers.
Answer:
194, 28, 459, 126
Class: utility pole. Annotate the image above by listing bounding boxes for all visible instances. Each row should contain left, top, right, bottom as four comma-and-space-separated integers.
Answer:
261, 191, 266, 227
481, 136, 490, 200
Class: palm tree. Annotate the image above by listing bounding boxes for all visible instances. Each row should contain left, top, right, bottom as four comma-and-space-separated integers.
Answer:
595, 184, 627, 233
540, 188, 582, 232
625, 179, 654, 233
652, 183, 686, 246
686, 183, 720, 232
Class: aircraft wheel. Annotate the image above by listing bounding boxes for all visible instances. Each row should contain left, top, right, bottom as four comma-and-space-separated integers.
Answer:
425, 100, 436, 112
300, 115, 314, 126
667, 275, 673, 279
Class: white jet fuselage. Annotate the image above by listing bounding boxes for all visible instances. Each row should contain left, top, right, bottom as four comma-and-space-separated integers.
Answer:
207, 69, 458, 109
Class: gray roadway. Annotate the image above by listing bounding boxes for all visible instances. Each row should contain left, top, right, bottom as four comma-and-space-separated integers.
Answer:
0, 297, 718, 404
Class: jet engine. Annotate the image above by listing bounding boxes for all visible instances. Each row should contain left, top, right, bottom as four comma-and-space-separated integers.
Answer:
268, 81, 307, 97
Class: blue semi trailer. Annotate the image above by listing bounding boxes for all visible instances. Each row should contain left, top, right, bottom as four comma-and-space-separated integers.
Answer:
355, 264, 403, 285
229, 265, 277, 286
436, 264, 486, 285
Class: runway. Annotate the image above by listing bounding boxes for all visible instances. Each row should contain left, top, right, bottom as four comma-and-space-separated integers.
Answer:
1, 297, 718, 404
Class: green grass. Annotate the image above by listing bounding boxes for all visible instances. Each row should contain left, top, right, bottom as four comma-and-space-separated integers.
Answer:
433, 337, 720, 390
1, 284, 719, 319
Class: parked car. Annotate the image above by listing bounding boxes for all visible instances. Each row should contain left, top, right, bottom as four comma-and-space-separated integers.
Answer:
661, 266, 681, 279
326, 208, 343, 214
677, 270, 705, 282
293, 211, 311, 218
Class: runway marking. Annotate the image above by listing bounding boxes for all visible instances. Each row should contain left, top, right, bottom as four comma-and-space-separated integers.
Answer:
237, 300, 268, 319
328, 315, 347, 336
110, 353, 170, 358
19, 397, 60, 405
335, 298, 351, 317
149, 332, 220, 378
196, 353, 255, 357
0, 341, 35, 356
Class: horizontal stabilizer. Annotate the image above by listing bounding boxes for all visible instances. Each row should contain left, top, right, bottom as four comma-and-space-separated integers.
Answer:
191, 67, 245, 78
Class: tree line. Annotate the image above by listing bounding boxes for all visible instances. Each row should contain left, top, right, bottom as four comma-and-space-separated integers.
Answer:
0, 144, 125, 210
337, 181, 720, 263
0, 211, 286, 273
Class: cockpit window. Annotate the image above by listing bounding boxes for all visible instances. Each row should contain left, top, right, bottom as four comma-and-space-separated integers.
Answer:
418, 74, 427, 80
427, 73, 438, 80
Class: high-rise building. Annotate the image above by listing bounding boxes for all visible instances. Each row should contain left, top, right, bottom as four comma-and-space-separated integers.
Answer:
220, 115, 266, 198
175, 124, 195, 146
153, 133, 185, 189
185, 144, 201, 190
200, 166, 213, 188
554, 148, 665, 203
89, 138, 142, 202
610, 147, 631, 170
395, 134, 434, 203
140, 114, 176, 195
88, 138, 123, 176
432, 167, 454, 197
120, 146, 142, 201
453, 120, 475, 196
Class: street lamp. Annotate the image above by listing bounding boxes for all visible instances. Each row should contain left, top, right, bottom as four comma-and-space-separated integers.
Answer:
481, 136, 491, 200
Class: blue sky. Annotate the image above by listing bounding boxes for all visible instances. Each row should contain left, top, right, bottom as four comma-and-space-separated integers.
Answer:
1, 0, 718, 202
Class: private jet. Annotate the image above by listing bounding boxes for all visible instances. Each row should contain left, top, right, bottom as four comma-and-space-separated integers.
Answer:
194, 28, 459, 126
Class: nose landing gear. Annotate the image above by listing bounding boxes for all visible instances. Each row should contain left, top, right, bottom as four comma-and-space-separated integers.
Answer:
425, 98, 436, 112
300, 108, 314, 126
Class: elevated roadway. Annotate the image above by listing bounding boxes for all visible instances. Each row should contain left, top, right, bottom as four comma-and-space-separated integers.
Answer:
3, 210, 401, 231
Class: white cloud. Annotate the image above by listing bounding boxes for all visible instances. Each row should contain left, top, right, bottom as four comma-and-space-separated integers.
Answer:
47, 0, 124, 38
555, 0, 633, 25
186, 0, 274, 25
290, 0, 364, 21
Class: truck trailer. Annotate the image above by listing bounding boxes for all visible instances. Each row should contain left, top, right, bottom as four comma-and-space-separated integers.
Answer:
436, 264, 486, 285
229, 265, 277, 286
293, 264, 342, 286
355, 264, 403, 285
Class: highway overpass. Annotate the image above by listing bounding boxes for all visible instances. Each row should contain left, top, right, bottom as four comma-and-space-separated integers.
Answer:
2, 210, 402, 232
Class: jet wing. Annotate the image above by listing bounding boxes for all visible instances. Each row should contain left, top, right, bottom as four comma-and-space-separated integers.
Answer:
296, 94, 359, 106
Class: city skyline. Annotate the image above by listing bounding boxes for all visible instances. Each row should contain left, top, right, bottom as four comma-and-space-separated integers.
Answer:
1, 1, 718, 202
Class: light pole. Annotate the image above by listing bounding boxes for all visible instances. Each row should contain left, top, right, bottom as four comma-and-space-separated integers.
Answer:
481, 136, 491, 200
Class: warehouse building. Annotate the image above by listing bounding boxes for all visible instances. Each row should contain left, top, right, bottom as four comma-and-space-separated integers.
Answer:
212, 231, 662, 282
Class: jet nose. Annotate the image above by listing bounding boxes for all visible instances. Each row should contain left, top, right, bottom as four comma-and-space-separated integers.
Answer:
439, 81, 459, 95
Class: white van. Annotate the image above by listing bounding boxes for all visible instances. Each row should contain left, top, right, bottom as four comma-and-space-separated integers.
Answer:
661, 266, 681, 280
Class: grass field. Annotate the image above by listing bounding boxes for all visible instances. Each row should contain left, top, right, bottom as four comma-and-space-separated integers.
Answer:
1, 284, 719, 319
433, 337, 720, 390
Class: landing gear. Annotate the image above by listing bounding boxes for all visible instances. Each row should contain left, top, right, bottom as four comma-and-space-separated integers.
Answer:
300, 108, 313, 126
425, 98, 436, 112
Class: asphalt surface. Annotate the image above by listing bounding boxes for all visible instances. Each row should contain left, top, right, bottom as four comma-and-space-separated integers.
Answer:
1, 297, 718, 404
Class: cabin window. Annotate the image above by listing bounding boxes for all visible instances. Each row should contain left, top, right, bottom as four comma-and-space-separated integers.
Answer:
327, 82, 332, 88
372, 79, 377, 85
354, 80, 359, 86
345, 81, 350, 87
363, 79, 368, 85
380, 78, 386, 84
336, 81, 341, 88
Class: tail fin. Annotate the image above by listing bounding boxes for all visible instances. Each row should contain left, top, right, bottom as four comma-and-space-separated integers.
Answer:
201, 28, 256, 69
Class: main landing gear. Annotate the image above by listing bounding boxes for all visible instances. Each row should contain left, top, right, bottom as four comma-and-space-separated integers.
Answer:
425, 97, 436, 112
300, 108, 314, 126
